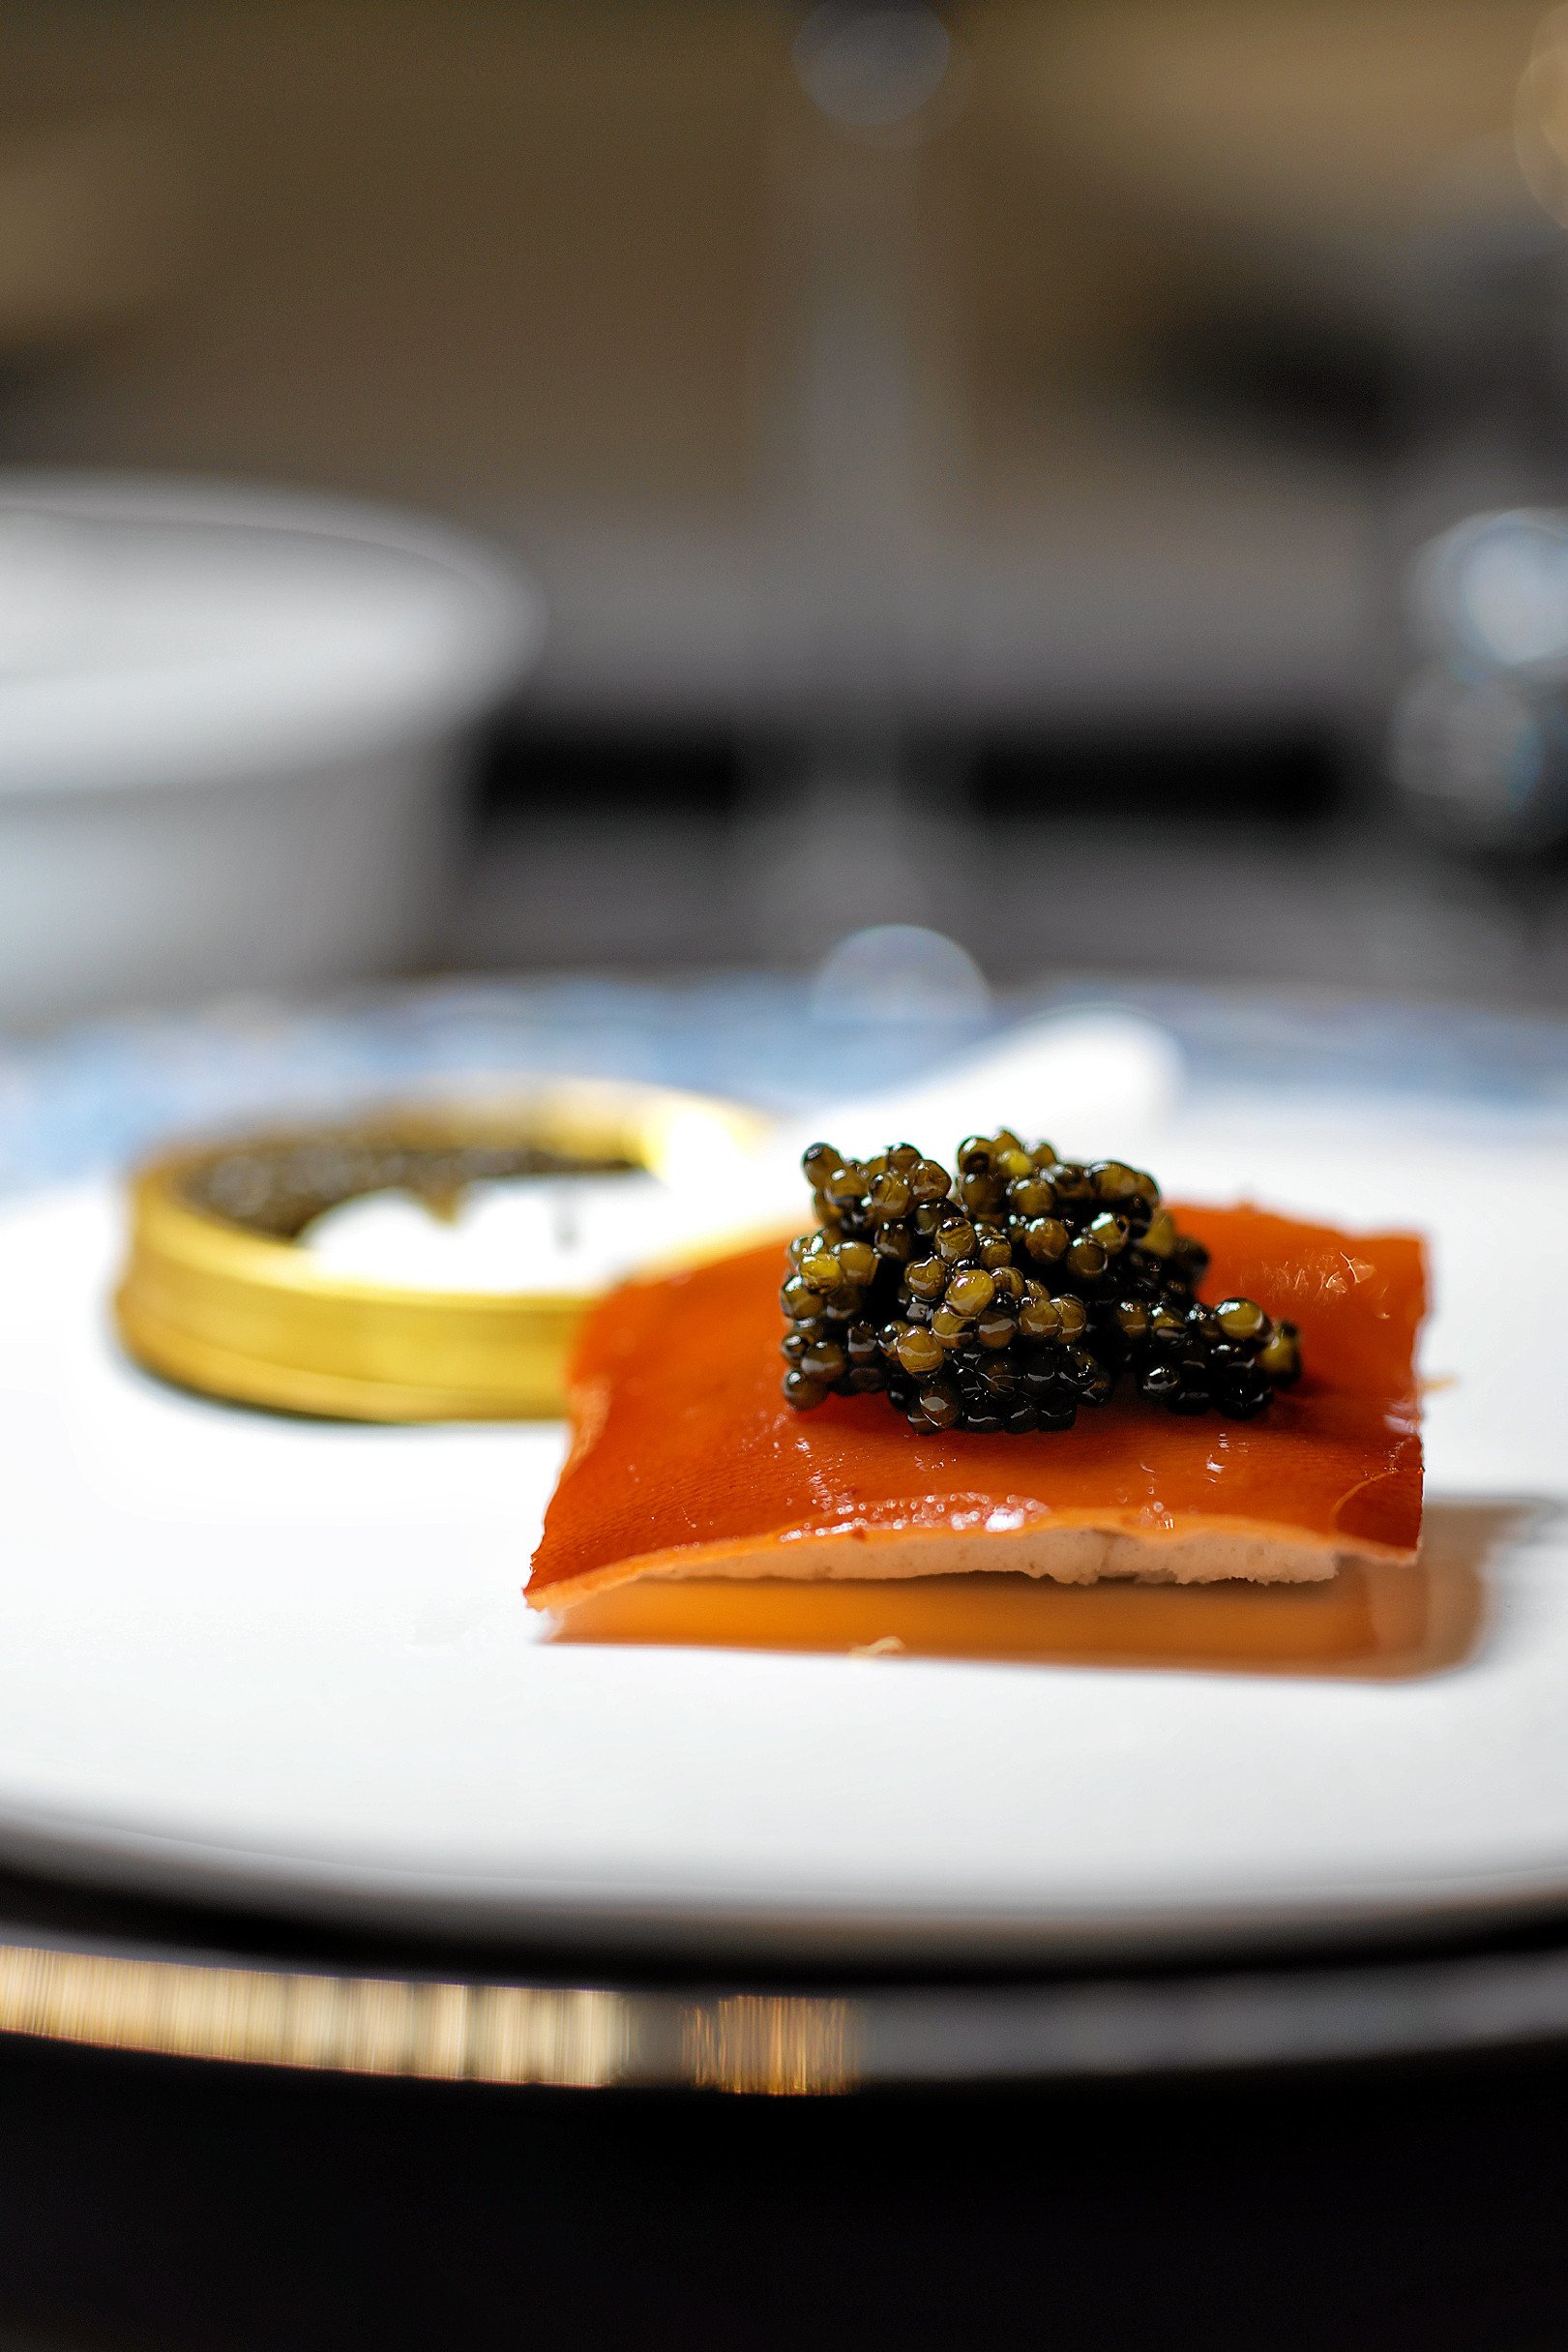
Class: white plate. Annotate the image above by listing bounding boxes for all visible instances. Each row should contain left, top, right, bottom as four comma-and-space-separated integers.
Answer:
1, 1101, 1566, 1963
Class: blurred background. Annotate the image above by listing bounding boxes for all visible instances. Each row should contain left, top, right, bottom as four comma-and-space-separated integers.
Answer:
10, 0, 1568, 1018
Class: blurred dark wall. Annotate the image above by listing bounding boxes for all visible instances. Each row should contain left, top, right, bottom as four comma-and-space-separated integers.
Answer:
0, 4, 772, 509
6, 0, 1568, 994
0, 2, 1547, 727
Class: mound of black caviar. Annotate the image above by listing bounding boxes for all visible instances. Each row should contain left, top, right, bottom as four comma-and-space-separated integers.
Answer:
780, 1135, 1301, 1435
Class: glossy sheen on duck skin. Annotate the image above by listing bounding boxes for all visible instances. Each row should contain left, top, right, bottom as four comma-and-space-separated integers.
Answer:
527, 1206, 1425, 1608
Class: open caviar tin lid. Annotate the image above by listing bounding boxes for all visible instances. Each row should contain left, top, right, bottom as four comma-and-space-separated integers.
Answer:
114, 1082, 771, 1422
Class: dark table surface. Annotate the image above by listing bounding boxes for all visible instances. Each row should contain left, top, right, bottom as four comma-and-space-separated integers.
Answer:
0, 1841, 1563, 2352
0, 2027, 1564, 2352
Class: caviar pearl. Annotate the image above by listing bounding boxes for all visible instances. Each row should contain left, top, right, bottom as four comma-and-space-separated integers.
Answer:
895, 1326, 946, 1378
945, 1266, 995, 1315
1023, 1217, 1069, 1264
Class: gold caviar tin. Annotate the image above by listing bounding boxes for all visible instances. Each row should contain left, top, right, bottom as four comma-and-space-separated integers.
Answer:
114, 1083, 769, 1423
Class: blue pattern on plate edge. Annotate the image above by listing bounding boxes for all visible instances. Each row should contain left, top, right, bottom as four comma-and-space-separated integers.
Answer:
1, 976, 1566, 1195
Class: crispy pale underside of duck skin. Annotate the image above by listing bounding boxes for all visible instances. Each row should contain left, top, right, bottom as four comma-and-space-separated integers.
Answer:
527, 1206, 1426, 1611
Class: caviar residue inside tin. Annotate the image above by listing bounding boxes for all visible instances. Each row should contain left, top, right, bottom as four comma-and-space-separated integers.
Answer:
781, 1136, 1301, 1435
186, 1138, 636, 1241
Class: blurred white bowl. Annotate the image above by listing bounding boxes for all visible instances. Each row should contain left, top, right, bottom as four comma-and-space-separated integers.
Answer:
0, 473, 543, 1028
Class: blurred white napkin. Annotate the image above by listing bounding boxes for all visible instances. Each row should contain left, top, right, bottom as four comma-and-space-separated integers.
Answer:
301, 1010, 1185, 1295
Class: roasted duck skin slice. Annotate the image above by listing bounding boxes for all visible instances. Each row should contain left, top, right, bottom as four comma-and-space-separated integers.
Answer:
527, 1206, 1424, 1610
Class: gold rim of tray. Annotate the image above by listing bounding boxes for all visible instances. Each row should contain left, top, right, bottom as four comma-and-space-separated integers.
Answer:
0, 1938, 859, 2096
114, 1082, 769, 1422
3, 1923, 1565, 2091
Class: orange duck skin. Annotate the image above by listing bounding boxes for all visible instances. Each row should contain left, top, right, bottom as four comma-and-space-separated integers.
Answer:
527, 1206, 1426, 1609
